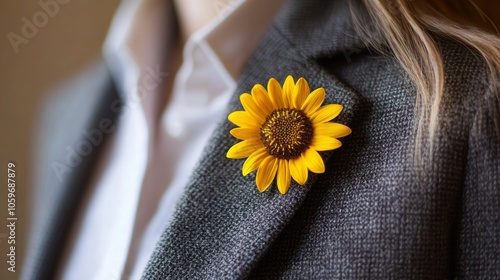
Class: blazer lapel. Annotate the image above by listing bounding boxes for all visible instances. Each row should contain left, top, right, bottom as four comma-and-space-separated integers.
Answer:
143, 1, 365, 278
23, 62, 121, 280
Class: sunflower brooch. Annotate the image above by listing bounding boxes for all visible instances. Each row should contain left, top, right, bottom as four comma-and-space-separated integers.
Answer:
227, 75, 351, 194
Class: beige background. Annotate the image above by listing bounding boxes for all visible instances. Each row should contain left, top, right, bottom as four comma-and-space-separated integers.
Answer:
0, 0, 120, 279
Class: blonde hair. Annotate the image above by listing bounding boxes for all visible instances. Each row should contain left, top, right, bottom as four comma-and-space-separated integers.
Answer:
349, 0, 500, 161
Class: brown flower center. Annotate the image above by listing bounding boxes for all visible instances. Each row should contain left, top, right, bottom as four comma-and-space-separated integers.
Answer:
260, 108, 314, 160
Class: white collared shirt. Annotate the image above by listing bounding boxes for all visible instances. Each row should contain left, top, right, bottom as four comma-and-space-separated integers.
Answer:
58, 0, 286, 279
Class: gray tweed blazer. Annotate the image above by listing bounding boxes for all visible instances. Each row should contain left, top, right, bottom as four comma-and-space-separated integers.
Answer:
23, 0, 499, 279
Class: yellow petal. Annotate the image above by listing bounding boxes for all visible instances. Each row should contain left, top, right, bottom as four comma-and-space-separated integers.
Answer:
240, 93, 265, 123
289, 157, 308, 185
230, 127, 260, 140
301, 87, 325, 116
282, 75, 295, 108
242, 147, 268, 176
228, 111, 261, 128
251, 84, 274, 115
277, 159, 291, 194
267, 78, 284, 109
314, 122, 352, 138
227, 140, 263, 159
256, 156, 278, 192
292, 77, 310, 109
302, 148, 325, 173
311, 136, 342, 151
311, 104, 343, 124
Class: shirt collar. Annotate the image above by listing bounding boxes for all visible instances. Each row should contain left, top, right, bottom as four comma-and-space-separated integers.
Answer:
102, 0, 287, 99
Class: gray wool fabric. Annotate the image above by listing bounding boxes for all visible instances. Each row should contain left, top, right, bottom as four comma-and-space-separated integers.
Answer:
23, 0, 499, 279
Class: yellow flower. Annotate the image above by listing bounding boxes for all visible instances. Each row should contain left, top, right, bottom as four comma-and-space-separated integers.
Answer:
227, 76, 351, 194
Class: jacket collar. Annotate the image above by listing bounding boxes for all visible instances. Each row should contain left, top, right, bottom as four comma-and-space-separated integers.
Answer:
141, 1, 365, 278
275, 0, 367, 59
